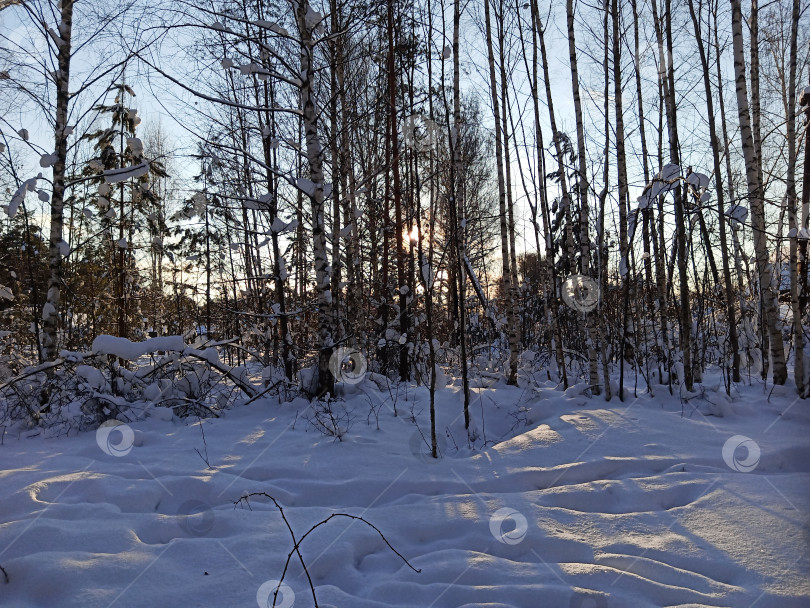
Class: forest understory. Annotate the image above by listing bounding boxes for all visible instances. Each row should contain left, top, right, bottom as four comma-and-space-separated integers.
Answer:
1, 0, 809, 604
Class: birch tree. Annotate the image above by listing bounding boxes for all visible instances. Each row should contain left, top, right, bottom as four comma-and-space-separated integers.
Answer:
784, 0, 804, 395
730, 0, 787, 385
0, 0, 135, 362
483, 0, 519, 386
293, 0, 335, 396
686, 0, 740, 387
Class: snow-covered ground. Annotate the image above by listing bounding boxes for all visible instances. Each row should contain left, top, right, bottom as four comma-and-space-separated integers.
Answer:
1, 370, 808, 607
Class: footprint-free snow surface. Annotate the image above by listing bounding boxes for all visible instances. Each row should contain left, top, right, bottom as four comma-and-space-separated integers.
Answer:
1, 374, 808, 607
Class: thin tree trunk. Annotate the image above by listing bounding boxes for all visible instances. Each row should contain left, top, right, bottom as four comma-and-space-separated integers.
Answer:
296, 0, 334, 396
630, 0, 656, 388
785, 0, 804, 396
567, 0, 600, 395
799, 45, 810, 359
730, 0, 787, 385
484, 0, 519, 386
387, 0, 409, 382
686, 0, 740, 386
527, 0, 568, 388
611, 0, 631, 399
651, 0, 693, 390
595, 0, 612, 398
329, 0, 343, 345
534, 6, 574, 389
452, 0, 472, 419
497, 0, 521, 358
424, 0, 437, 456
42, 0, 74, 362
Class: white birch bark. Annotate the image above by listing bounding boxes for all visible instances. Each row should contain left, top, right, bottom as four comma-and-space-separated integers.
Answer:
483, 0, 519, 385
295, 0, 334, 396
730, 0, 787, 385
567, 0, 601, 395
785, 0, 804, 395
42, 0, 74, 362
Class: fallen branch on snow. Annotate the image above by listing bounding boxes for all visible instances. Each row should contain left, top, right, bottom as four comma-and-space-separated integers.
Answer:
234, 492, 420, 607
